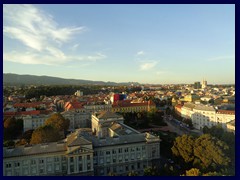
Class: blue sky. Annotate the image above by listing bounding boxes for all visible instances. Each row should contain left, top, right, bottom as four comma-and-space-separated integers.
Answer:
3, 4, 235, 84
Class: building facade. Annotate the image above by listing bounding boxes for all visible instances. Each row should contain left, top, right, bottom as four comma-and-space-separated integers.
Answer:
61, 111, 91, 131
4, 111, 160, 176
3, 132, 94, 176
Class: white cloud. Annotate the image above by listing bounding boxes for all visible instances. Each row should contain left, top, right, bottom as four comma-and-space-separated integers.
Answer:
139, 61, 158, 71
207, 55, 234, 61
71, 44, 80, 51
136, 51, 145, 56
4, 51, 107, 66
3, 4, 97, 66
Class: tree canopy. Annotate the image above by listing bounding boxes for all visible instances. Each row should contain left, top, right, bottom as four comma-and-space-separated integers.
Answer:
172, 134, 231, 173
3, 117, 23, 140
30, 125, 61, 144
44, 113, 69, 132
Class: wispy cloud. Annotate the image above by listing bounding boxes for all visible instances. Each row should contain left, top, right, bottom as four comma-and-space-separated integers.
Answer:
3, 4, 105, 66
207, 55, 235, 61
4, 51, 106, 66
136, 51, 145, 56
139, 61, 158, 71
71, 44, 80, 51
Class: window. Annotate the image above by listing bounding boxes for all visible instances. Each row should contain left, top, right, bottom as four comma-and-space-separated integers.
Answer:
131, 165, 135, 170
137, 162, 141, 169
23, 168, 29, 175
70, 165, 74, 173
131, 154, 135, 160
106, 151, 111, 155
100, 158, 104, 164
23, 160, 28, 165
15, 162, 20, 167
39, 166, 44, 174
87, 163, 91, 170
39, 159, 44, 164
79, 156, 82, 162
47, 165, 52, 172
70, 157, 74, 163
14, 170, 20, 176
119, 148, 122, 153
112, 149, 116, 154
54, 157, 59, 162
125, 165, 129, 171
31, 160, 36, 165
125, 155, 128, 162
55, 164, 60, 171
131, 148, 135, 152
87, 155, 91, 160
125, 148, 128, 153
6, 163, 11, 168
79, 164, 83, 172
47, 157, 52, 162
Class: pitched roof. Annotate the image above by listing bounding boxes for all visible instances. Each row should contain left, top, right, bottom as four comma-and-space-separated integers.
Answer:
97, 111, 123, 119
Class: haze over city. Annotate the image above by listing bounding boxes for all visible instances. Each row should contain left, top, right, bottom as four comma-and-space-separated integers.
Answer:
3, 4, 235, 84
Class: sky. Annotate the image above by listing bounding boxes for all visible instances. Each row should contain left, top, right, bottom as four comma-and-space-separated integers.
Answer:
3, 4, 235, 84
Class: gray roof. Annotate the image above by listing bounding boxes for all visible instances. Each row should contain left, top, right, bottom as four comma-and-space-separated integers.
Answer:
3, 142, 67, 158
77, 128, 160, 147
194, 104, 216, 111
96, 111, 123, 119
183, 103, 195, 109
4, 131, 92, 158
66, 132, 92, 147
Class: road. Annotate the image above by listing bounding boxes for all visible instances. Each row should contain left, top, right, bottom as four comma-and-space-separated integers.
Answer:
163, 115, 202, 136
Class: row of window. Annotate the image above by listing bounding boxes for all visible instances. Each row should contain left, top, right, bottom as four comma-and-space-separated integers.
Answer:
5, 156, 67, 168
98, 163, 146, 175
96, 146, 145, 156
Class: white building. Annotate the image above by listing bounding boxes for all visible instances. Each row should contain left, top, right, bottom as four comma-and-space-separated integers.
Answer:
201, 79, 207, 89
4, 111, 161, 176
83, 104, 112, 113
180, 103, 195, 120
23, 113, 53, 132
61, 111, 91, 131
192, 104, 216, 130
75, 90, 83, 97
81, 111, 160, 176
180, 103, 235, 131
3, 132, 94, 176
91, 111, 124, 138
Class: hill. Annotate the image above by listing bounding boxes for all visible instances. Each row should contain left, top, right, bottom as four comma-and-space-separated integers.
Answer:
3, 73, 140, 86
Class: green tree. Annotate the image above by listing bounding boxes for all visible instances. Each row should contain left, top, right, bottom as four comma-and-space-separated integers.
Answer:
171, 135, 195, 163
3, 140, 15, 147
21, 129, 34, 143
184, 168, 201, 176
30, 125, 61, 144
144, 166, 159, 176
128, 171, 138, 176
45, 113, 69, 132
3, 117, 23, 140
194, 134, 230, 171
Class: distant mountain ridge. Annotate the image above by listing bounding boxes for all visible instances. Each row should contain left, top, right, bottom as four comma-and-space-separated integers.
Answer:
3, 73, 140, 86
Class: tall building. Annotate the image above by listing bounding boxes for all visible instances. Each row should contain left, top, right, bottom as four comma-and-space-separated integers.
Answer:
201, 79, 207, 89
194, 82, 201, 89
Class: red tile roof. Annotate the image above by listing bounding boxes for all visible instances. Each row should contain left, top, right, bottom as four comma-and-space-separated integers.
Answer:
217, 109, 235, 115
